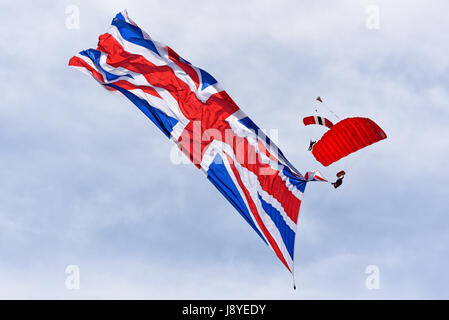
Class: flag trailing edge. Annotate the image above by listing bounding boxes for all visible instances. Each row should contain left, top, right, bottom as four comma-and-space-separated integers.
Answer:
69, 10, 325, 273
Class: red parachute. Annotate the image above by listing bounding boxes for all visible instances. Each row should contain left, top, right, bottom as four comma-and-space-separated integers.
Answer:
303, 116, 387, 167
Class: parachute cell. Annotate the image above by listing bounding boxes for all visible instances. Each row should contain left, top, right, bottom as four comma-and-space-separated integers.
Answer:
311, 117, 387, 166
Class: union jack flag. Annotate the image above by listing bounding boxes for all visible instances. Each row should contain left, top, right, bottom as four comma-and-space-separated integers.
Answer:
69, 10, 325, 274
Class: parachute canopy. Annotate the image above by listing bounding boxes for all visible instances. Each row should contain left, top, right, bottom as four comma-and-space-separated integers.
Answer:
302, 116, 334, 129
336, 170, 346, 178
311, 117, 387, 167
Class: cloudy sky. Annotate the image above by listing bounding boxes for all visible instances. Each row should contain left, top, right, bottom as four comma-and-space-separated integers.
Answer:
0, 0, 448, 299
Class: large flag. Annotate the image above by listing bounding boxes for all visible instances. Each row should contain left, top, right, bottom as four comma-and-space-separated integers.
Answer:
69, 10, 325, 274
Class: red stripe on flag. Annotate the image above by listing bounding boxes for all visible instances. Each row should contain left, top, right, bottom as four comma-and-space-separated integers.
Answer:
167, 47, 200, 89
230, 135, 302, 223
109, 80, 162, 99
96, 33, 239, 122
69, 56, 105, 83
225, 153, 292, 272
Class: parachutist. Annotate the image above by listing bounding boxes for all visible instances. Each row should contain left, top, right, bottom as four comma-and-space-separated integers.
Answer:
332, 177, 343, 188
308, 140, 316, 151
332, 171, 345, 188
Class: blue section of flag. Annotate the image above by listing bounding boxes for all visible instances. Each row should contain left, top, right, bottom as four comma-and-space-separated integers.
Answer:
237, 116, 270, 145
282, 167, 307, 193
207, 154, 267, 244
80, 49, 133, 82
112, 13, 160, 57
257, 193, 295, 259
199, 68, 218, 90
105, 83, 178, 138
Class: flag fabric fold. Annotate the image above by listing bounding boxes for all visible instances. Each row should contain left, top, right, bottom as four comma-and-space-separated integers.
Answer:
69, 10, 324, 273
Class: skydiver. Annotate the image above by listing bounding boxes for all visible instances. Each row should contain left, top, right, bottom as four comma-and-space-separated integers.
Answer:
332, 177, 343, 188
332, 171, 345, 188
308, 140, 316, 151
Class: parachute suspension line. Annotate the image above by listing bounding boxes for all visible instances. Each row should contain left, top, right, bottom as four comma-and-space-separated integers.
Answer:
340, 145, 369, 174
292, 265, 297, 290
327, 107, 340, 121
316, 96, 340, 121
292, 218, 298, 290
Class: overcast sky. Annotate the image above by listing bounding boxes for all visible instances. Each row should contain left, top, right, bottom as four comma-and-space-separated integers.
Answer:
0, 0, 448, 299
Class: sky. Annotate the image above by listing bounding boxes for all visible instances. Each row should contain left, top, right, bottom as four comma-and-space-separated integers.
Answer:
0, 0, 448, 299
